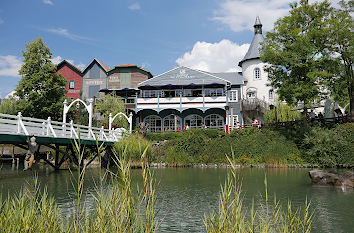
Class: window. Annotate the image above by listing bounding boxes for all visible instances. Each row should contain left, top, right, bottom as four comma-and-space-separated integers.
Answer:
254, 68, 261, 80
205, 114, 224, 129
126, 98, 135, 103
229, 90, 238, 102
163, 115, 181, 131
69, 80, 75, 89
269, 90, 274, 99
205, 88, 224, 97
144, 115, 162, 132
184, 114, 203, 128
142, 90, 163, 98
120, 72, 131, 89
247, 91, 256, 99
228, 115, 239, 128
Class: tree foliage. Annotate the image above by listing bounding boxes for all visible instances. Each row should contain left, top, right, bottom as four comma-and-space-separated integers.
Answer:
261, 0, 334, 110
323, 0, 354, 116
95, 94, 127, 128
264, 101, 302, 123
15, 38, 67, 121
0, 97, 18, 115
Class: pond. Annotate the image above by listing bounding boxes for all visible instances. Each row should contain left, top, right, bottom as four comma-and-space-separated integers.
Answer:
1, 164, 353, 232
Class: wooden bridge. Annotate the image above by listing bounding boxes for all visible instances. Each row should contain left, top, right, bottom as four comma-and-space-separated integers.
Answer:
0, 99, 132, 170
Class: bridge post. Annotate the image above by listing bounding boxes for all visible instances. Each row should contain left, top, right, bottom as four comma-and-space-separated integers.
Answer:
109, 113, 112, 131
129, 112, 133, 134
63, 99, 68, 135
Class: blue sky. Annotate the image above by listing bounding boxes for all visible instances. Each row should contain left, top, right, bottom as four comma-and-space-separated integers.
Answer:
0, 0, 324, 98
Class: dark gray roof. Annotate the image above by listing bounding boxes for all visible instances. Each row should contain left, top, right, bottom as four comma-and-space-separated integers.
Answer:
138, 66, 231, 87
238, 33, 264, 67
209, 72, 245, 85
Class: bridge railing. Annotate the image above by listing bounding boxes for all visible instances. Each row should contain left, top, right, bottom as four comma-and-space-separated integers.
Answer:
0, 112, 127, 142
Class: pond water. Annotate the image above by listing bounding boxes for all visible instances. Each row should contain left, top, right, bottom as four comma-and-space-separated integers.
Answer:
1, 164, 353, 232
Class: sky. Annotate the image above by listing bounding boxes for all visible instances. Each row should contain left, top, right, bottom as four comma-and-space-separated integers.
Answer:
0, 0, 336, 98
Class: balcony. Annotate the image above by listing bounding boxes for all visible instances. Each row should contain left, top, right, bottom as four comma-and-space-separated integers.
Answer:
137, 96, 227, 112
241, 98, 269, 113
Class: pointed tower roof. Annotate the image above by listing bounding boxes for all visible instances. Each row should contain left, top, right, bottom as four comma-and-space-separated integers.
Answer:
238, 17, 264, 67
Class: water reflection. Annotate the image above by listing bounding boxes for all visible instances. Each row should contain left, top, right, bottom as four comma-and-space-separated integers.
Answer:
1, 165, 353, 232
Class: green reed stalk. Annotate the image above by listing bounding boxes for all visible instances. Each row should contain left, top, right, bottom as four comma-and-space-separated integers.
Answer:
204, 155, 313, 233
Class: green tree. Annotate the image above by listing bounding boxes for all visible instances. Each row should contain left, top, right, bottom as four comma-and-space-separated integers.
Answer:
0, 97, 18, 115
15, 38, 67, 121
95, 94, 127, 128
261, 0, 334, 112
324, 0, 353, 117
264, 101, 301, 123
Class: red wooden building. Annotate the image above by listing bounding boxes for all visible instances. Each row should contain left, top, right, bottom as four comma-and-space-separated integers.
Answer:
56, 60, 82, 100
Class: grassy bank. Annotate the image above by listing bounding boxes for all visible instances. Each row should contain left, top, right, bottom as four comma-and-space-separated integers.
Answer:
114, 123, 354, 167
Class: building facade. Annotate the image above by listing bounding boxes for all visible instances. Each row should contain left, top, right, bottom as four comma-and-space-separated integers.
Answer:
101, 64, 152, 113
81, 58, 109, 100
136, 66, 244, 132
239, 17, 275, 123
56, 60, 82, 100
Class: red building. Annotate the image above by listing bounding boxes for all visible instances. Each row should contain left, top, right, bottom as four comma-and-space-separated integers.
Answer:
56, 60, 82, 100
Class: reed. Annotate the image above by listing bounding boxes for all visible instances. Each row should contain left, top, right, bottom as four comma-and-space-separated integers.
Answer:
204, 156, 313, 233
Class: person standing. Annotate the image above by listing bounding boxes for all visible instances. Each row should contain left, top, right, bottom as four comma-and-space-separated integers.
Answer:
24, 135, 38, 171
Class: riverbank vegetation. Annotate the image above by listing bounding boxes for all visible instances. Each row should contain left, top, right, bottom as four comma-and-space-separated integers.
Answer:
0, 149, 313, 233
0, 147, 157, 232
115, 123, 353, 167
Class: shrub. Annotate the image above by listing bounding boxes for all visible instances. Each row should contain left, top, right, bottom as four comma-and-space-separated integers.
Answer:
303, 123, 354, 166
114, 133, 152, 161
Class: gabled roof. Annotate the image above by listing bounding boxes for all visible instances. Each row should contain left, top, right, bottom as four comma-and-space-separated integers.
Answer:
138, 66, 231, 88
82, 58, 110, 74
108, 64, 153, 77
238, 17, 264, 67
209, 72, 245, 85
56, 60, 82, 75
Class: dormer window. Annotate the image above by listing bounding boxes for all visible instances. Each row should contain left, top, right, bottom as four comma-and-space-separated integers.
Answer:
254, 68, 261, 80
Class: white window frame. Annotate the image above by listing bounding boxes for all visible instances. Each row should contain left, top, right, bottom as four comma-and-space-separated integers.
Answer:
205, 114, 224, 129
254, 68, 261, 80
247, 91, 256, 99
228, 115, 240, 128
229, 90, 238, 102
144, 115, 162, 132
269, 90, 274, 99
69, 80, 75, 89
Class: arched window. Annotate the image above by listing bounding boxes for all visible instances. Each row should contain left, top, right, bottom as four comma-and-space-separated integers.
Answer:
184, 114, 203, 128
205, 114, 224, 129
163, 115, 181, 131
254, 68, 261, 80
246, 87, 257, 99
144, 115, 162, 132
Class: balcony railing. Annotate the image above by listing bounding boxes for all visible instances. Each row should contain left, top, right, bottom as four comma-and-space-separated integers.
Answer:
137, 96, 227, 111
241, 98, 269, 113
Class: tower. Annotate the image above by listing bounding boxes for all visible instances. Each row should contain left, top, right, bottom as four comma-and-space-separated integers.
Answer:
239, 17, 274, 123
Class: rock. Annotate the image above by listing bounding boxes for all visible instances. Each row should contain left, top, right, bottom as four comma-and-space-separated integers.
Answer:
309, 170, 354, 188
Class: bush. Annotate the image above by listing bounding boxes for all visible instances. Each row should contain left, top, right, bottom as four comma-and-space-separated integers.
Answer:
114, 133, 152, 161
303, 123, 354, 166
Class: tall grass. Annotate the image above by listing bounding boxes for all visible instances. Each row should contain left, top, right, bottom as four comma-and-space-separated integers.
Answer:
0, 141, 157, 233
204, 156, 312, 233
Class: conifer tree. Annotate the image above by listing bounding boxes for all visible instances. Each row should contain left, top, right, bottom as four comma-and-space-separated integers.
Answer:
15, 37, 67, 120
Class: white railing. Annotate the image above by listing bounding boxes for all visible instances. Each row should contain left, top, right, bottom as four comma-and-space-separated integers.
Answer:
0, 112, 127, 142
137, 96, 227, 111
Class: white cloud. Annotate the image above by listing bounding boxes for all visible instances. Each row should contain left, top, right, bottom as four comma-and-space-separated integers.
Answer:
176, 39, 249, 72
45, 28, 92, 41
213, 0, 290, 32
213, 0, 341, 32
51, 55, 62, 64
43, 0, 54, 5
51, 56, 86, 71
0, 55, 22, 77
128, 3, 141, 11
